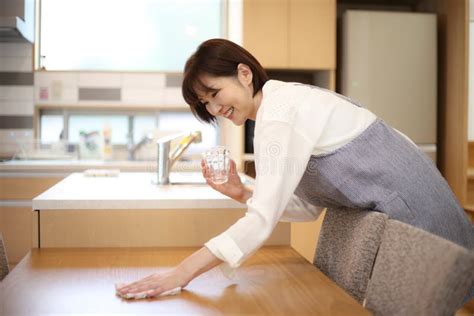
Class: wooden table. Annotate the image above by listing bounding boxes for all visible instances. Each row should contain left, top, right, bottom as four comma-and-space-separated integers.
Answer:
0, 246, 370, 315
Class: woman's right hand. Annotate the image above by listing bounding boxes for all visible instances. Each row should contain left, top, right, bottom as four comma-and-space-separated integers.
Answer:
201, 159, 252, 203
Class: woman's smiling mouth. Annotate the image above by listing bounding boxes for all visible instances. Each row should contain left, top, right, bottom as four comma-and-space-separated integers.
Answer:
224, 106, 234, 119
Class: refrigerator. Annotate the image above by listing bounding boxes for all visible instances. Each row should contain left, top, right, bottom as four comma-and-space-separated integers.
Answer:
341, 10, 437, 162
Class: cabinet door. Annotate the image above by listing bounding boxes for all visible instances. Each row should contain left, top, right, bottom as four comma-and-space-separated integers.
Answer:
0, 177, 63, 200
0, 206, 37, 264
289, 0, 336, 69
243, 0, 289, 68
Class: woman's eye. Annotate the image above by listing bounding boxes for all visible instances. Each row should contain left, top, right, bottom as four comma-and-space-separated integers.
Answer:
211, 91, 218, 98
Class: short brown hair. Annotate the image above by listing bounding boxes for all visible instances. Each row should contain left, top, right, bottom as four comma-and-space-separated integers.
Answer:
182, 38, 268, 124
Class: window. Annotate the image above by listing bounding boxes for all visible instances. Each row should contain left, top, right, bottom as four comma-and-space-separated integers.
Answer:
133, 115, 158, 144
39, 109, 218, 160
157, 112, 217, 155
68, 114, 129, 145
40, 113, 64, 143
39, 0, 225, 71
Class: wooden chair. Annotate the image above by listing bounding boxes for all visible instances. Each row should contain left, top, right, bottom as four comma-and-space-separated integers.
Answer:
0, 232, 9, 281
364, 219, 474, 316
314, 208, 388, 303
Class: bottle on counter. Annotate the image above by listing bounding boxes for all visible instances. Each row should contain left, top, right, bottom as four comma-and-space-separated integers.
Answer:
79, 130, 102, 160
102, 124, 113, 160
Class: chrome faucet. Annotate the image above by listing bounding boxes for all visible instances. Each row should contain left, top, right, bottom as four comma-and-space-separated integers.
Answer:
156, 131, 202, 184
128, 133, 154, 161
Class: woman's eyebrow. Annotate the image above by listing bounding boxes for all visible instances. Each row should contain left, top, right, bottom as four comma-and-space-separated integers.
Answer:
197, 87, 217, 100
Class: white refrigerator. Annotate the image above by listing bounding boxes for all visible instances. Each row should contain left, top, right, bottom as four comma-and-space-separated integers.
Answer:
341, 10, 437, 162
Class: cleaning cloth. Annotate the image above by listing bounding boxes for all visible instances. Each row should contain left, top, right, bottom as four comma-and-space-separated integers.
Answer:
115, 283, 181, 299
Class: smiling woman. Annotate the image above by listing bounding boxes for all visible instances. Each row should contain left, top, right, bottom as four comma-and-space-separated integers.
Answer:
38, 0, 225, 71
182, 39, 268, 125
117, 39, 474, 307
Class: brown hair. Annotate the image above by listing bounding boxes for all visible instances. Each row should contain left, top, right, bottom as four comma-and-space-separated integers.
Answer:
182, 38, 268, 124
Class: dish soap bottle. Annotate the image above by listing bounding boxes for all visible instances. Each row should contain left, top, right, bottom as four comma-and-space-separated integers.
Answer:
102, 124, 113, 160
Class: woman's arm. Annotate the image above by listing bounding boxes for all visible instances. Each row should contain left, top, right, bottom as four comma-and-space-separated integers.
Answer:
179, 246, 223, 281
116, 247, 222, 297
204, 120, 317, 269
117, 162, 252, 298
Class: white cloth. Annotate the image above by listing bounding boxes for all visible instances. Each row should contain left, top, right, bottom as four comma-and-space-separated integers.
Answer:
205, 80, 379, 274
115, 284, 181, 300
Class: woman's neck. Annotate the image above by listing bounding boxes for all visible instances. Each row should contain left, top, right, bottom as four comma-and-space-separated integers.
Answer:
249, 89, 263, 121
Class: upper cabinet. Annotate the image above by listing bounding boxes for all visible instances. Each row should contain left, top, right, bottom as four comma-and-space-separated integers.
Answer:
243, 0, 289, 68
243, 0, 336, 70
288, 0, 336, 69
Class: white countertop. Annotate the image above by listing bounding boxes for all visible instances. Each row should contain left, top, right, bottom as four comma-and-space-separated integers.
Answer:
0, 159, 199, 175
32, 172, 249, 210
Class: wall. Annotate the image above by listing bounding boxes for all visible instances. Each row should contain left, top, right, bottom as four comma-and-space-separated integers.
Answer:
33, 72, 184, 108
0, 43, 35, 158
0, 39, 204, 160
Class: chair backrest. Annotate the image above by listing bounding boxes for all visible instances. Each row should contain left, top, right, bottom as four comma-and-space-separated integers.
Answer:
315, 208, 388, 303
365, 219, 474, 316
0, 232, 9, 281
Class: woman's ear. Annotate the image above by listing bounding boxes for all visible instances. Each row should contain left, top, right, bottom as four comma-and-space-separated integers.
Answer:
237, 63, 253, 87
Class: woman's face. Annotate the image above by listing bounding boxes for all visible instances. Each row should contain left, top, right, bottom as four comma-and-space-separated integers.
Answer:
197, 64, 262, 126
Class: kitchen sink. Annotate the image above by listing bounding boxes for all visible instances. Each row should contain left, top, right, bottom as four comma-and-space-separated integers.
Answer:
168, 172, 208, 185
151, 172, 252, 186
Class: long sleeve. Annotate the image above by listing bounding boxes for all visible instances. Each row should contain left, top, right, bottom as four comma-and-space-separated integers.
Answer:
205, 119, 316, 269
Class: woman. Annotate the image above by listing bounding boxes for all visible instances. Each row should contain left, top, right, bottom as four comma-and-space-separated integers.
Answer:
117, 38, 474, 298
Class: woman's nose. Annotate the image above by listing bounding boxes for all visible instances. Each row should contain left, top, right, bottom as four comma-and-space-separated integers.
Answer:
206, 102, 223, 116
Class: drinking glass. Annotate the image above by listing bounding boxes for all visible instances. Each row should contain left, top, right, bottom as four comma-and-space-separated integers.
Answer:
204, 146, 230, 184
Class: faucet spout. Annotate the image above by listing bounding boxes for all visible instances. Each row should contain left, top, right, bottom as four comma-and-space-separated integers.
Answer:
156, 131, 202, 185
128, 133, 154, 161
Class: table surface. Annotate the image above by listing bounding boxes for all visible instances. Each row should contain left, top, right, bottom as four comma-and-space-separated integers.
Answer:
32, 172, 249, 210
0, 246, 370, 315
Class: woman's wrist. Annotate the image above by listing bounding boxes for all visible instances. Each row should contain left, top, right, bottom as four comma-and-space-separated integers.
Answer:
174, 263, 194, 287
237, 185, 252, 204
175, 247, 222, 286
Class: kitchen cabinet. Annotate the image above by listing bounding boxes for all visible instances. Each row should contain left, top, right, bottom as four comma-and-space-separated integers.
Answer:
0, 174, 62, 265
32, 173, 290, 248
290, 210, 326, 263
243, 0, 336, 70
0, 205, 38, 264
288, 0, 336, 69
0, 176, 63, 200
36, 209, 290, 248
243, 0, 288, 69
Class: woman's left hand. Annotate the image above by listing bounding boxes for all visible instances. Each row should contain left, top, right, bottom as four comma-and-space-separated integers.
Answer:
201, 159, 252, 203
116, 266, 189, 298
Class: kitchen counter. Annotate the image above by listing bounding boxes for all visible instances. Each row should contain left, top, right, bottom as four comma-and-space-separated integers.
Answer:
29, 172, 278, 249
0, 159, 199, 174
33, 172, 249, 210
